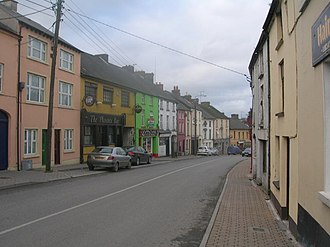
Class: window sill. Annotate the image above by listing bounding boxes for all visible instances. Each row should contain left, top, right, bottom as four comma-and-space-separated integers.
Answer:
275, 112, 284, 117
319, 191, 330, 208
273, 180, 280, 190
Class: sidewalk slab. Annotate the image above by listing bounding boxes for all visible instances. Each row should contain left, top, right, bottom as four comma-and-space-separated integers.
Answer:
203, 160, 299, 247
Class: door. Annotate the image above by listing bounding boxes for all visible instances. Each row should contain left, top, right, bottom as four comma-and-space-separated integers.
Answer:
0, 111, 8, 170
55, 130, 61, 165
42, 129, 47, 166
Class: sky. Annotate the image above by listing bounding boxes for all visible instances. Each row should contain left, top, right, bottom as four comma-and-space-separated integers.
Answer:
17, 0, 270, 118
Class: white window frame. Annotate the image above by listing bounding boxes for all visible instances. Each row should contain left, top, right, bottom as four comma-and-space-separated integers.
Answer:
320, 61, 330, 208
64, 129, 74, 151
59, 81, 73, 107
60, 49, 74, 72
0, 63, 3, 92
160, 114, 163, 130
28, 36, 47, 62
27, 73, 45, 103
24, 129, 37, 155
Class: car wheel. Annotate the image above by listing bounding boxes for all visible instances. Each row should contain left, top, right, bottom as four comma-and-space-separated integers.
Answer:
136, 157, 140, 166
88, 163, 94, 171
147, 157, 151, 164
112, 162, 119, 172
126, 160, 132, 169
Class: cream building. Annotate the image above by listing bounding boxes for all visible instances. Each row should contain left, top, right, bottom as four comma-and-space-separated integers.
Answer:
252, 0, 330, 245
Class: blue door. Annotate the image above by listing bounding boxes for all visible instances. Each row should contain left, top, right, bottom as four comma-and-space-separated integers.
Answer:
0, 110, 8, 170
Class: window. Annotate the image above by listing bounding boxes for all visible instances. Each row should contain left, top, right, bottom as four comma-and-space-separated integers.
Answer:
64, 129, 73, 151
24, 129, 37, 155
60, 50, 74, 72
209, 130, 212, 139
166, 102, 169, 111
59, 81, 72, 107
166, 115, 169, 130
276, 9, 284, 49
28, 36, 47, 62
85, 82, 97, 99
141, 94, 145, 104
0, 63, 3, 92
103, 87, 113, 104
149, 96, 153, 106
141, 110, 145, 126
121, 90, 129, 107
172, 116, 175, 130
209, 121, 211, 127
84, 126, 94, 145
172, 103, 175, 112
27, 73, 45, 103
160, 114, 163, 129
279, 60, 285, 113
160, 99, 163, 110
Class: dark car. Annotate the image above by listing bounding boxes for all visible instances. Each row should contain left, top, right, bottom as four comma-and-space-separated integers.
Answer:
87, 146, 131, 172
123, 146, 152, 165
227, 146, 241, 155
241, 147, 252, 157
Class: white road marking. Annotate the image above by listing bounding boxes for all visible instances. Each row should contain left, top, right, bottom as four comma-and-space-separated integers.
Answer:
0, 159, 216, 236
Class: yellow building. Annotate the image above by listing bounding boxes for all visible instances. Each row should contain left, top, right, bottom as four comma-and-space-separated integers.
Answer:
80, 53, 135, 162
229, 114, 250, 149
256, 0, 330, 245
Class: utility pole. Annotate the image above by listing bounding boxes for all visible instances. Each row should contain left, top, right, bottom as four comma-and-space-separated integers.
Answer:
46, 0, 63, 172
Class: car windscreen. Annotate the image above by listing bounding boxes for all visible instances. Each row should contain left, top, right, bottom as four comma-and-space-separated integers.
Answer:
93, 147, 113, 153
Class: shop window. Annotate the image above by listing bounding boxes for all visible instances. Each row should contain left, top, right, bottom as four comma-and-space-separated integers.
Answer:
84, 126, 94, 145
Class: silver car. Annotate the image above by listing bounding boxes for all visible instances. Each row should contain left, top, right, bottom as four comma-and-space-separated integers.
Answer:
87, 146, 132, 172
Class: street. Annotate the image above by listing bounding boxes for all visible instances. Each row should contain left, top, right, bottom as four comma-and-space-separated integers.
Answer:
0, 156, 244, 247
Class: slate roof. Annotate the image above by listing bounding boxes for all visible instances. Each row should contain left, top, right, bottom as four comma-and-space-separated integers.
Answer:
229, 117, 250, 130
200, 102, 229, 119
81, 52, 158, 96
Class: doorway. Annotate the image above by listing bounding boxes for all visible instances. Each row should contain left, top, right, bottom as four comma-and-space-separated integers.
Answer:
0, 110, 8, 170
55, 130, 61, 165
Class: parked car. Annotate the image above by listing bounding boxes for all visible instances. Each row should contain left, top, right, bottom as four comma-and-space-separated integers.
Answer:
87, 146, 131, 172
227, 146, 241, 155
210, 147, 219, 156
197, 146, 212, 156
241, 147, 252, 157
123, 146, 152, 165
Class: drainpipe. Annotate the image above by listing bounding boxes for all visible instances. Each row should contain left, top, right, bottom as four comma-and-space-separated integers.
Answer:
16, 26, 22, 171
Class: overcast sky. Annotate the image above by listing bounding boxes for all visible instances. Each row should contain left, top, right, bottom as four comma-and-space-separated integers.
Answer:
18, 0, 270, 118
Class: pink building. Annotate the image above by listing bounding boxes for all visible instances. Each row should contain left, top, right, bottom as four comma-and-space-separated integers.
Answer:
0, 22, 20, 170
0, 1, 81, 170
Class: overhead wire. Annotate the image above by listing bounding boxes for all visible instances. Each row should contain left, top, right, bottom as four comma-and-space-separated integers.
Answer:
67, 9, 249, 78
66, 0, 143, 70
19, 1, 54, 18
0, 6, 53, 20
63, 2, 129, 67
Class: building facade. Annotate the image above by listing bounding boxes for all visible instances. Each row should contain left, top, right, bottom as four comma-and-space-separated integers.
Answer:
229, 114, 251, 149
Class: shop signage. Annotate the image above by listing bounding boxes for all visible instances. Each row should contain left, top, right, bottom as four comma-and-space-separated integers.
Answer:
82, 112, 123, 125
139, 129, 158, 137
312, 3, 330, 66
84, 95, 95, 106
147, 117, 155, 127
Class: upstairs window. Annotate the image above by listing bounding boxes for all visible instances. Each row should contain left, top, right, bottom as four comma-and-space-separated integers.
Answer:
121, 90, 129, 107
59, 81, 72, 107
60, 50, 74, 72
103, 87, 113, 104
28, 36, 47, 62
27, 73, 45, 103
160, 99, 163, 110
85, 82, 97, 99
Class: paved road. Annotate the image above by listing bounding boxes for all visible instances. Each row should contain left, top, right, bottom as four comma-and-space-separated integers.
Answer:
0, 155, 244, 247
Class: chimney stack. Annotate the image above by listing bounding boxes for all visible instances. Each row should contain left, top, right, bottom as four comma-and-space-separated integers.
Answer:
1, 0, 17, 12
172, 86, 181, 97
96, 54, 109, 63
231, 114, 239, 119
156, 82, 164, 91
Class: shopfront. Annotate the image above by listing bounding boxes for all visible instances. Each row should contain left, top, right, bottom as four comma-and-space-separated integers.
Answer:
139, 129, 159, 157
81, 111, 126, 162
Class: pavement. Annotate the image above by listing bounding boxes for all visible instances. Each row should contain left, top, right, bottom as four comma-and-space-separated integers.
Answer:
0, 156, 300, 247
